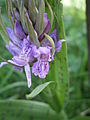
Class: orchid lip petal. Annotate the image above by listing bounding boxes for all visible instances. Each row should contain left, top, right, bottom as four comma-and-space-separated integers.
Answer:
24, 64, 31, 88
0, 62, 8, 68
8, 60, 24, 67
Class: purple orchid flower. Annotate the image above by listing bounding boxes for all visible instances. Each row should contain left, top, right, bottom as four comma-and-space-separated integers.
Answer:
0, 3, 65, 88
0, 26, 65, 88
32, 47, 51, 78
0, 26, 39, 88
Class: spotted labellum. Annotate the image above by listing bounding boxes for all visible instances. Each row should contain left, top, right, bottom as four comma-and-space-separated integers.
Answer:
0, 0, 65, 88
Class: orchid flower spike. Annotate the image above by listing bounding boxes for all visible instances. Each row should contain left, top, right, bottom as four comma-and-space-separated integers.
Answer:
0, 0, 65, 88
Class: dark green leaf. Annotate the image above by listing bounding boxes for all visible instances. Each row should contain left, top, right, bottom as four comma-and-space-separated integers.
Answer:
40, 1, 69, 112
0, 100, 59, 120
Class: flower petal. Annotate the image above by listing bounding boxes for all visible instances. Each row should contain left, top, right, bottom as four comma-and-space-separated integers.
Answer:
24, 64, 31, 88
55, 39, 65, 52
55, 40, 62, 52
50, 29, 57, 43
32, 61, 49, 79
44, 13, 49, 28
0, 62, 8, 68
12, 56, 27, 66
6, 42, 21, 56
6, 27, 23, 48
14, 20, 26, 39
8, 60, 24, 67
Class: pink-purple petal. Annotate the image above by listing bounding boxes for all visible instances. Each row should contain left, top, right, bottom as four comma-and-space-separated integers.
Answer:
14, 20, 26, 39
8, 60, 24, 67
12, 56, 27, 66
6, 42, 21, 56
32, 61, 49, 79
6, 27, 23, 48
0, 62, 8, 68
24, 64, 31, 88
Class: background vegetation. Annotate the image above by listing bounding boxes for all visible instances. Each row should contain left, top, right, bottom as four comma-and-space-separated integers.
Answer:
0, 0, 89, 119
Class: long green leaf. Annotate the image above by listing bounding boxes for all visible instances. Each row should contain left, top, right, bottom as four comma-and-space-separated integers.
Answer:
0, 100, 59, 120
26, 81, 54, 99
0, 82, 27, 94
39, 0, 69, 112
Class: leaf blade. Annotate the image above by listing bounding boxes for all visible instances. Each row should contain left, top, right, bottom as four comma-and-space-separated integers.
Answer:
0, 100, 59, 120
26, 81, 54, 99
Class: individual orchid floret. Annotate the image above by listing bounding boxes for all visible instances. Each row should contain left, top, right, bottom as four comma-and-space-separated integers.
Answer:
0, 33, 39, 88
32, 47, 51, 78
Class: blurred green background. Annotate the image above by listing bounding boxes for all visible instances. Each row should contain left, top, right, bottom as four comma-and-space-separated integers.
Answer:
0, 0, 89, 119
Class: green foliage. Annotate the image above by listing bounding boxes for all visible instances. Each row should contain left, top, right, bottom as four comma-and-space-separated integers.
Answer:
0, 0, 89, 120
0, 100, 60, 120
26, 81, 54, 99
72, 116, 90, 120
63, 1, 89, 99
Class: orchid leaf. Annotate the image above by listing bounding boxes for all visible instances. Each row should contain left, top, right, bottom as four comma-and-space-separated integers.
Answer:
49, 1, 68, 111
39, 1, 69, 112
35, 0, 45, 35
0, 100, 59, 120
26, 81, 54, 99
25, 12, 40, 47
